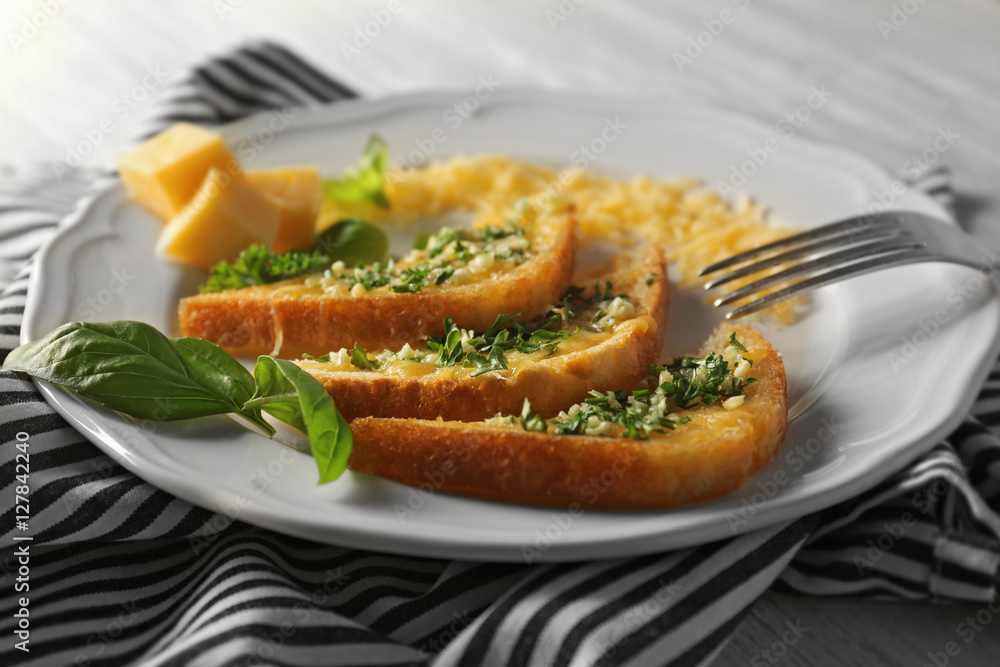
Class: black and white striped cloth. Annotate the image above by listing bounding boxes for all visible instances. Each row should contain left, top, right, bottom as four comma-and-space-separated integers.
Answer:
1, 42, 998, 667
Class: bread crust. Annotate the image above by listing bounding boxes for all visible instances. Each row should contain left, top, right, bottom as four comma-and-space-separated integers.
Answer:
347, 324, 786, 511
304, 243, 668, 422
177, 209, 578, 358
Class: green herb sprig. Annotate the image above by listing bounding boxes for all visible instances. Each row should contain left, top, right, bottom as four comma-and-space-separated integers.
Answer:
512, 334, 756, 440
657, 348, 756, 410
422, 314, 575, 378
201, 218, 390, 294
2, 321, 352, 484
322, 134, 390, 208
200, 245, 332, 294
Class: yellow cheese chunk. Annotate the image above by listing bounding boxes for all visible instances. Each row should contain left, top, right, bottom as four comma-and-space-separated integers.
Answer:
117, 123, 239, 221
158, 169, 280, 271
246, 167, 321, 253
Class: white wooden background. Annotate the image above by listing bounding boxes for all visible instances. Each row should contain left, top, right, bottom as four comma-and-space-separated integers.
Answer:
2, 0, 999, 664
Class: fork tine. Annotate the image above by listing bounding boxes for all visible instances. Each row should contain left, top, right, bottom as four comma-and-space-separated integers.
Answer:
722, 249, 940, 319
713, 239, 926, 307
702, 224, 913, 290
699, 213, 906, 276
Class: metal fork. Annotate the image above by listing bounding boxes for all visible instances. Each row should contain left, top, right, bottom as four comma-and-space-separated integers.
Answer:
700, 211, 994, 319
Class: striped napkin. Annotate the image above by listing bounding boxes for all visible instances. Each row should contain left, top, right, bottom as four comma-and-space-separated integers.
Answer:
2, 42, 999, 667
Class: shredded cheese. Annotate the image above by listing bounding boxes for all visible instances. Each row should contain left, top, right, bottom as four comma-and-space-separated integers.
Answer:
319, 155, 803, 324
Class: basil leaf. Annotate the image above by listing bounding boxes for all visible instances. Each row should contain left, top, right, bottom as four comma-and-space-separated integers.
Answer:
313, 218, 389, 267
249, 356, 352, 483
171, 337, 271, 434
3, 321, 245, 422
172, 336, 256, 403
321, 134, 390, 208
413, 231, 431, 250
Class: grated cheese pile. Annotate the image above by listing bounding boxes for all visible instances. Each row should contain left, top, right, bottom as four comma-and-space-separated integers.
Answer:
319, 155, 801, 323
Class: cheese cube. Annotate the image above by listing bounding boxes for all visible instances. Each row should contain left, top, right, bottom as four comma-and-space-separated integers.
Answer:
158, 169, 280, 271
246, 167, 321, 253
117, 123, 239, 221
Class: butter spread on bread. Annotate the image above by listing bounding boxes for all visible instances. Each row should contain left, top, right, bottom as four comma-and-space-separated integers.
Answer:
178, 202, 578, 358
298, 243, 668, 422
347, 324, 786, 510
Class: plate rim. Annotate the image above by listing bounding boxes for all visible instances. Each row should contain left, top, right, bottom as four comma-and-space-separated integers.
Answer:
21, 90, 1000, 562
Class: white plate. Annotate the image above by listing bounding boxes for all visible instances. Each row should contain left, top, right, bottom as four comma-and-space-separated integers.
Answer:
23, 92, 1000, 561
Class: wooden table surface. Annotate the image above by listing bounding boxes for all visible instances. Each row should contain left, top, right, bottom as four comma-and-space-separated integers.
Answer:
3, 0, 999, 664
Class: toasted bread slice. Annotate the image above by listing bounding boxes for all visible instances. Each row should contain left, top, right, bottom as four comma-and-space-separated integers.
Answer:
299, 242, 668, 422
347, 324, 786, 510
178, 204, 578, 357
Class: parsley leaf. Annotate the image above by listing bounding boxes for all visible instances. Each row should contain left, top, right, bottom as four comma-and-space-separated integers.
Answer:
390, 266, 431, 293
350, 343, 376, 370
434, 320, 466, 367
508, 334, 758, 440
518, 398, 547, 432
322, 134, 390, 208
468, 344, 509, 377
200, 245, 331, 294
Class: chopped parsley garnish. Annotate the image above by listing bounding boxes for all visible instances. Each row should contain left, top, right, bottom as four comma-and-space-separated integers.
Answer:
200, 245, 332, 293
519, 398, 547, 432
321, 134, 390, 209
422, 313, 576, 376
307, 281, 631, 378
657, 349, 756, 410
507, 335, 757, 440
350, 343, 376, 370
311, 219, 530, 295
729, 332, 748, 353
390, 266, 431, 293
